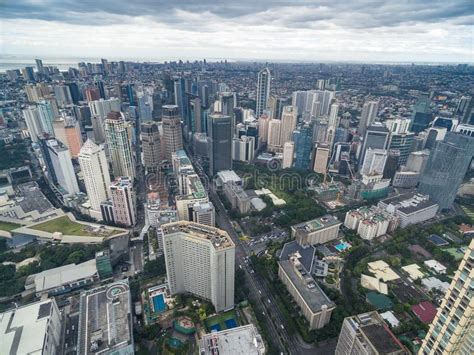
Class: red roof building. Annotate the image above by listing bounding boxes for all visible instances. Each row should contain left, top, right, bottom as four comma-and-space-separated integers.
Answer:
412, 301, 438, 324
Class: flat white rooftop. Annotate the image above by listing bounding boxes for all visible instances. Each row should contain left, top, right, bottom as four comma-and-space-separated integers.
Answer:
200, 324, 265, 355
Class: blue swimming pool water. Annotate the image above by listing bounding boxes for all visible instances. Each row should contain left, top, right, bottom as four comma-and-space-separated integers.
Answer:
210, 324, 221, 332
335, 242, 350, 251
152, 294, 166, 313
225, 318, 237, 329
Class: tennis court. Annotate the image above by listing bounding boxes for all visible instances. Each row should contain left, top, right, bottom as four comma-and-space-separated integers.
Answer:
427, 234, 449, 247
205, 310, 238, 332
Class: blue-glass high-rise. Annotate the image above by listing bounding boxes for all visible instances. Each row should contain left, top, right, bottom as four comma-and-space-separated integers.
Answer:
293, 123, 313, 170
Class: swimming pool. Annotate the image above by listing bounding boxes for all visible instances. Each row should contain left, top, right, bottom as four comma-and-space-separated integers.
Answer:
152, 294, 166, 313
335, 242, 351, 252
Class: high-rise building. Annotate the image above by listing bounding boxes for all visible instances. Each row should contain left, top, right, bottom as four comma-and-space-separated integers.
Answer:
208, 113, 232, 175
53, 84, 73, 106
78, 139, 111, 214
23, 107, 45, 142
256, 67, 271, 118
162, 221, 235, 312
53, 116, 83, 158
313, 144, 330, 174
35, 58, 44, 75
282, 142, 295, 169
191, 201, 216, 227
258, 114, 270, 143
267, 118, 282, 152
383, 149, 400, 180
42, 138, 80, 195
418, 132, 474, 210
280, 106, 298, 144
335, 311, 408, 354
85, 87, 101, 102
162, 105, 183, 161
361, 148, 388, 176
104, 112, 135, 180
141, 121, 161, 172
89, 98, 121, 143
358, 101, 379, 136
293, 124, 313, 170
232, 135, 255, 162
328, 103, 340, 128
360, 123, 390, 166
110, 176, 136, 227
419, 239, 474, 355
388, 132, 415, 166
218, 92, 236, 117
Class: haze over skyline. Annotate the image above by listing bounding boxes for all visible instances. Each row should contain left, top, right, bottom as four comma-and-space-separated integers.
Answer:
1, 0, 473, 63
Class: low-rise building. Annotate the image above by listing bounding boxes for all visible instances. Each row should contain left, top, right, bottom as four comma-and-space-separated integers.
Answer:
367, 260, 400, 282
291, 215, 341, 245
0, 298, 62, 355
378, 192, 438, 228
344, 206, 398, 240
223, 182, 251, 214
278, 251, 335, 330
335, 311, 408, 355
199, 324, 265, 355
361, 274, 389, 295
401, 264, 425, 280
424, 259, 447, 274
77, 280, 134, 355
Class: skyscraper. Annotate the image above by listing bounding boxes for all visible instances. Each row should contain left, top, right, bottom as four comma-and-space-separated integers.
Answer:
418, 132, 474, 210
358, 101, 379, 136
282, 142, 295, 169
104, 112, 135, 180
78, 139, 111, 216
208, 113, 232, 175
419, 239, 474, 354
313, 144, 330, 174
89, 98, 121, 143
280, 106, 298, 144
293, 123, 313, 170
361, 148, 387, 176
360, 123, 390, 166
256, 67, 271, 118
267, 118, 282, 152
53, 84, 73, 106
141, 121, 161, 172
162, 105, 183, 161
162, 221, 235, 312
35, 59, 44, 75
110, 176, 136, 227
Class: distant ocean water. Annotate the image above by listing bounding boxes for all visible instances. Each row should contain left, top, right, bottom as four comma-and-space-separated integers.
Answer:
0, 56, 100, 72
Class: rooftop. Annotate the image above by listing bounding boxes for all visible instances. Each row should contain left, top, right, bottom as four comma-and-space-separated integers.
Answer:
200, 324, 265, 355
162, 221, 234, 250
292, 215, 341, 235
279, 258, 335, 314
216, 170, 242, 184
412, 301, 438, 324
77, 280, 133, 355
0, 299, 59, 355
379, 192, 438, 215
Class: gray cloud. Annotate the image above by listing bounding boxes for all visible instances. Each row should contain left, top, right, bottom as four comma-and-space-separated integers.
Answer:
1, 0, 472, 29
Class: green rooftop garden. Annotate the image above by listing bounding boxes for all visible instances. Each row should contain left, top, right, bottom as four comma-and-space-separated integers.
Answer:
30, 216, 122, 237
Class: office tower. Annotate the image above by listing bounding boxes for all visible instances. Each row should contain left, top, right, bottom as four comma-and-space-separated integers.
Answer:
190, 97, 203, 133
460, 96, 473, 124
162, 105, 183, 160
174, 78, 187, 119
191, 201, 216, 227
23, 107, 48, 142
405, 150, 430, 172
358, 101, 379, 136
418, 132, 474, 210
85, 87, 101, 102
267, 118, 282, 152
138, 93, 153, 121
360, 123, 390, 165
313, 144, 330, 174
388, 132, 415, 166
218, 92, 236, 117
25, 84, 44, 102
208, 113, 232, 175
258, 114, 270, 143
334, 127, 349, 144
110, 177, 136, 227
267, 95, 287, 119
89, 98, 121, 144
312, 119, 328, 144
53, 84, 73, 106
42, 138, 80, 195
141, 121, 161, 172
78, 139, 111, 215
162, 221, 235, 312
35, 58, 44, 75
37, 100, 56, 134
256, 67, 271, 118
411, 112, 433, 134
419, 239, 474, 355
293, 124, 313, 170
232, 136, 255, 162
424, 127, 447, 150
335, 311, 408, 355
22, 66, 35, 81
361, 148, 388, 176
104, 112, 135, 180
101, 58, 109, 74
412, 93, 431, 115
382, 149, 400, 180
53, 117, 83, 158
328, 103, 340, 128
66, 82, 81, 104
282, 142, 295, 169
280, 106, 298, 144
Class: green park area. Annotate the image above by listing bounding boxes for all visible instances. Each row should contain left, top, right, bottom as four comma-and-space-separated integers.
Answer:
0, 221, 21, 232
30, 216, 122, 237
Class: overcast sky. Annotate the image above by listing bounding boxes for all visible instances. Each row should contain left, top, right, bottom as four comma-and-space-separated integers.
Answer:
1, 0, 473, 63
